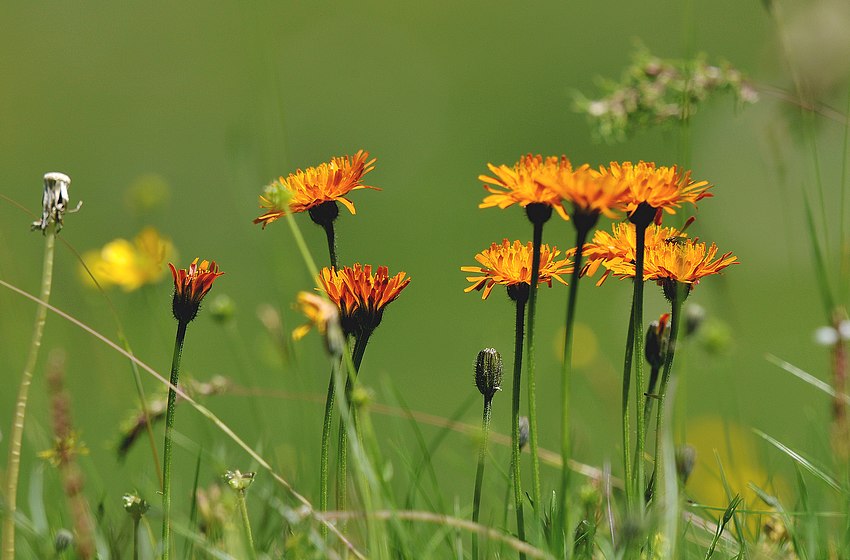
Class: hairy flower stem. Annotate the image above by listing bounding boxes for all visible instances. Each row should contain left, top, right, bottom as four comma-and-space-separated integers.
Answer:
319, 366, 336, 535
631, 218, 650, 515
472, 395, 494, 560
525, 212, 547, 516
132, 518, 140, 560
510, 289, 529, 557
649, 285, 685, 503
621, 302, 635, 511
643, 364, 662, 440
322, 221, 338, 270
336, 332, 371, 512
161, 319, 188, 560
558, 220, 593, 543
2, 226, 56, 560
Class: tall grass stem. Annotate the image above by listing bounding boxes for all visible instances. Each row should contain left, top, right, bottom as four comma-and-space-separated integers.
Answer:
2, 226, 56, 560
237, 490, 258, 560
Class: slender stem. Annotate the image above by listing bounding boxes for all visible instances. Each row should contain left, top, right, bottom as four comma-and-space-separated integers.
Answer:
322, 221, 338, 270
510, 295, 528, 556
650, 287, 685, 504
237, 490, 258, 560
472, 396, 493, 560
632, 221, 649, 514
2, 226, 56, 560
161, 320, 188, 560
336, 332, 371, 512
319, 366, 336, 537
525, 219, 545, 515
559, 224, 590, 544
133, 518, 140, 560
620, 301, 635, 511
643, 365, 662, 440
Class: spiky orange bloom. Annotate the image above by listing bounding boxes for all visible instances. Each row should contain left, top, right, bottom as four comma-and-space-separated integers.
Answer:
581, 223, 690, 285
462, 239, 574, 300
479, 154, 576, 221
539, 165, 627, 220
253, 150, 378, 228
318, 264, 411, 336
583, 223, 737, 290
168, 258, 224, 323
599, 161, 712, 222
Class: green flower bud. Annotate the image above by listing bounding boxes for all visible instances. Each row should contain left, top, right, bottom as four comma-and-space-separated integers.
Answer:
474, 348, 502, 400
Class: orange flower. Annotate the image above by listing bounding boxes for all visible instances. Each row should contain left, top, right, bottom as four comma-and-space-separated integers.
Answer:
582, 223, 686, 285
318, 264, 411, 336
539, 165, 627, 220
478, 154, 575, 221
600, 161, 711, 222
462, 239, 573, 300
168, 258, 224, 323
253, 150, 378, 228
582, 223, 737, 291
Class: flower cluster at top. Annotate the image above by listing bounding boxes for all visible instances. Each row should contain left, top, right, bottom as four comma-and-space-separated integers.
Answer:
465, 153, 736, 297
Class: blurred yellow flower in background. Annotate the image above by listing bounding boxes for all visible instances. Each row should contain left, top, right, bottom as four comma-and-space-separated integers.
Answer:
81, 227, 175, 291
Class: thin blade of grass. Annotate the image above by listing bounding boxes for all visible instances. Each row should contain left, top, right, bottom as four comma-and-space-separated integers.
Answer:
713, 450, 747, 552
803, 193, 836, 320
753, 429, 842, 492
765, 353, 850, 404
704, 494, 742, 560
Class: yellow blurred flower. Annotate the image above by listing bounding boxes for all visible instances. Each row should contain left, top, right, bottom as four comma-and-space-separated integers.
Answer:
81, 227, 175, 291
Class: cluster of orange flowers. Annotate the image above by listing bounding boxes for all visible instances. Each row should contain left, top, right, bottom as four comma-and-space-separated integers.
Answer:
252, 150, 410, 339
464, 154, 735, 296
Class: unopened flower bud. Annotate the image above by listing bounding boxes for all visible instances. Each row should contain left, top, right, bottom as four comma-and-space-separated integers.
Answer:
474, 348, 502, 400
209, 294, 236, 324
675, 444, 696, 484
685, 304, 706, 337
123, 493, 150, 521
518, 416, 530, 450
54, 529, 74, 552
645, 313, 671, 369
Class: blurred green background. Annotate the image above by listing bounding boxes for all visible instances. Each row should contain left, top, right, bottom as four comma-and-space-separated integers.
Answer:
2, 0, 850, 527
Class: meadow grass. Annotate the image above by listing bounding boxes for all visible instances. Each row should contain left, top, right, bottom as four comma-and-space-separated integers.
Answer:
2, 12, 850, 558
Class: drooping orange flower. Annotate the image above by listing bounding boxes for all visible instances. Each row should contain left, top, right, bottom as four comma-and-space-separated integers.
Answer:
168, 258, 224, 323
599, 161, 712, 222
462, 239, 573, 300
478, 154, 575, 221
318, 264, 411, 336
253, 150, 378, 228
581, 223, 688, 285
539, 165, 627, 220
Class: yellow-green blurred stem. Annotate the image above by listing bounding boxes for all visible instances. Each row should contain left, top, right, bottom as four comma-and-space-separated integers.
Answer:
2, 226, 56, 560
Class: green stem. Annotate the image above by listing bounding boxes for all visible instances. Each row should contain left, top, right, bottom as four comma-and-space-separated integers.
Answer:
133, 518, 140, 560
336, 332, 371, 512
322, 221, 338, 270
320, 366, 336, 537
559, 223, 591, 545
621, 300, 635, 511
472, 396, 493, 560
632, 220, 649, 514
526, 219, 545, 516
237, 491, 258, 560
161, 320, 188, 560
643, 365, 662, 441
650, 286, 685, 504
2, 226, 56, 560
510, 294, 528, 557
